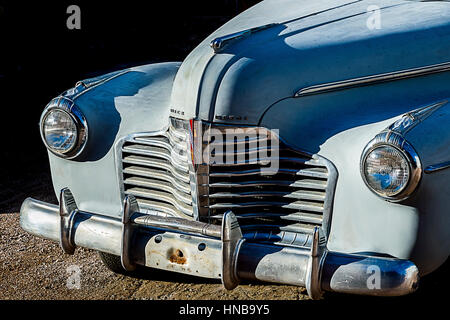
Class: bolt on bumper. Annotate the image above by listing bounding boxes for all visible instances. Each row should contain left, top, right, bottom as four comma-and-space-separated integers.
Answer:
20, 189, 419, 299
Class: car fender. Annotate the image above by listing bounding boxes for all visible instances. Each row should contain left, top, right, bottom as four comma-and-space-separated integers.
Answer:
48, 62, 181, 218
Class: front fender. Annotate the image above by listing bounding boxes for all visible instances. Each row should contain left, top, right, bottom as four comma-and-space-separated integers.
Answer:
260, 86, 449, 274
48, 62, 181, 218
402, 101, 450, 274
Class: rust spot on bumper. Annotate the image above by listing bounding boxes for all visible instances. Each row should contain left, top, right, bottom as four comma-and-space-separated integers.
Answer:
169, 249, 187, 265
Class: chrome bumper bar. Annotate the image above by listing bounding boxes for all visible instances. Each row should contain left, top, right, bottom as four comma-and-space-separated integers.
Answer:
20, 190, 419, 299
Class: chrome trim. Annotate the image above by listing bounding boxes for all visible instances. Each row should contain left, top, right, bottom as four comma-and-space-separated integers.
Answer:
184, 120, 201, 221
121, 195, 138, 271
72, 70, 131, 100
321, 252, 419, 296
122, 156, 190, 183
209, 166, 328, 178
123, 169, 190, 194
221, 211, 244, 290
59, 188, 77, 254
245, 229, 313, 248
360, 100, 448, 199
424, 161, 450, 174
191, 120, 210, 220
206, 179, 327, 189
389, 100, 448, 135
206, 190, 322, 199
116, 120, 199, 219
210, 23, 278, 53
135, 199, 180, 217
208, 156, 317, 167
239, 222, 315, 234
40, 97, 88, 159
208, 200, 324, 212
360, 131, 422, 202
122, 144, 188, 172
125, 181, 191, 205
295, 61, 450, 97
306, 227, 327, 299
211, 211, 323, 224
115, 128, 170, 215
124, 188, 192, 216
133, 212, 221, 238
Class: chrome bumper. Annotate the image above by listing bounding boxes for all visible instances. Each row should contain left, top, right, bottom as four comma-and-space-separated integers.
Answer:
20, 190, 419, 299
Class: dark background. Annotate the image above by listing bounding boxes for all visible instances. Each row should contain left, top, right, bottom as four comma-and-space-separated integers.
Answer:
0, 0, 260, 209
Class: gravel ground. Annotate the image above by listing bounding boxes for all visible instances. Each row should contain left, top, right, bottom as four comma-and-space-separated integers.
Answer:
0, 169, 447, 301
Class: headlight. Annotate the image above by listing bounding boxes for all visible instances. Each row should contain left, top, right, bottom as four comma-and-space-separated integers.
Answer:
361, 132, 422, 201
43, 109, 77, 153
363, 145, 410, 197
40, 97, 88, 158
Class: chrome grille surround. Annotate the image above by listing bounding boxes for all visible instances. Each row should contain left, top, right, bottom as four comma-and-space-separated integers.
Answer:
117, 119, 337, 248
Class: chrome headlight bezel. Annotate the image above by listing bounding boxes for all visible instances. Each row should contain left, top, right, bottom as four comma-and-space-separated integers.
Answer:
40, 97, 88, 159
360, 131, 422, 202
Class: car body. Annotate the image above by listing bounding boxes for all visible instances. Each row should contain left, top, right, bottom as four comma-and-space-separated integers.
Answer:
20, 0, 450, 298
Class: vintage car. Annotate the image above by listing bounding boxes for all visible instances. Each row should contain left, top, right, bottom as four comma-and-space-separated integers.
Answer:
20, 0, 450, 298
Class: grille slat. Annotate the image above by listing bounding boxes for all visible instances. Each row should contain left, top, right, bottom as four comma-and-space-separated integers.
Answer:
134, 135, 188, 153
283, 189, 326, 201
240, 223, 316, 235
295, 167, 329, 179
132, 136, 172, 150
124, 176, 191, 200
209, 135, 267, 147
209, 167, 328, 178
134, 198, 179, 217
208, 156, 319, 167
282, 200, 324, 213
125, 188, 193, 216
210, 146, 283, 158
279, 212, 323, 224
279, 223, 316, 234
123, 144, 188, 172
208, 211, 323, 225
123, 167, 190, 193
206, 179, 327, 190
207, 191, 291, 198
208, 200, 324, 212
208, 201, 290, 209
122, 155, 190, 183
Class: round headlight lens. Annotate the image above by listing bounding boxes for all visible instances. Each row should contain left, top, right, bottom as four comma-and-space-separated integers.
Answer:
363, 145, 410, 198
42, 109, 78, 154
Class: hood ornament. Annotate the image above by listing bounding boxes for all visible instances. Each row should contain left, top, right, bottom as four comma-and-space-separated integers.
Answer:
210, 23, 278, 53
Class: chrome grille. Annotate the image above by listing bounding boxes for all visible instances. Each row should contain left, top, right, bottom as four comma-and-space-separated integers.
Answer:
120, 120, 194, 218
119, 120, 336, 246
201, 125, 336, 238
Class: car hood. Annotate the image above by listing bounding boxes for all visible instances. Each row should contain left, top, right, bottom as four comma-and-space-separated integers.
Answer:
169, 0, 450, 125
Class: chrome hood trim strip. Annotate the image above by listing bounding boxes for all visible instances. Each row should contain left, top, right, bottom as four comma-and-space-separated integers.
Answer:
295, 61, 450, 97
424, 161, 450, 174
